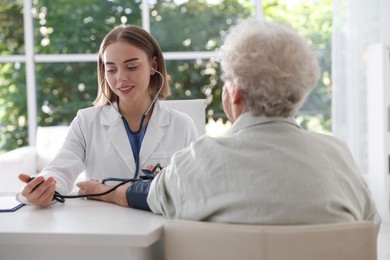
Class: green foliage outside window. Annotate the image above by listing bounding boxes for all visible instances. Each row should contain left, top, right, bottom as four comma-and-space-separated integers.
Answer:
0, 0, 332, 153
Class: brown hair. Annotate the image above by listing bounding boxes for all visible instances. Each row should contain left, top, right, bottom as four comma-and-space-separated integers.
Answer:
93, 25, 170, 106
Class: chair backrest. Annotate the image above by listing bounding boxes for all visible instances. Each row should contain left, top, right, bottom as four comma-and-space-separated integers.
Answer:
164, 220, 377, 260
36, 125, 70, 172
160, 99, 207, 136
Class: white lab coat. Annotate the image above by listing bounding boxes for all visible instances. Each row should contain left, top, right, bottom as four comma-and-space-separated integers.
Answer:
40, 100, 199, 194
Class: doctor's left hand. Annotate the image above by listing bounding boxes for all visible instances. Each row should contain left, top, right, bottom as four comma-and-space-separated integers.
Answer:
76, 180, 130, 207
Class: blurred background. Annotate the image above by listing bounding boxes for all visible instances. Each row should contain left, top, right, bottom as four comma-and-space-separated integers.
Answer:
0, 0, 332, 152
3, 0, 389, 177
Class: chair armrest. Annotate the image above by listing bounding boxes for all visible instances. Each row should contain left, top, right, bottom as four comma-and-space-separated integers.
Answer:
0, 146, 37, 192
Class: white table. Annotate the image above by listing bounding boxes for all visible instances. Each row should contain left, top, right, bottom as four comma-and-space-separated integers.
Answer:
0, 195, 167, 260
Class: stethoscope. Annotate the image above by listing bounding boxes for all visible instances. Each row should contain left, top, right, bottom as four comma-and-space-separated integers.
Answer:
101, 67, 165, 179
22, 68, 166, 205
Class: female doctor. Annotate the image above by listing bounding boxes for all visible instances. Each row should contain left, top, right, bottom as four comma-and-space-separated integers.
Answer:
17, 24, 199, 207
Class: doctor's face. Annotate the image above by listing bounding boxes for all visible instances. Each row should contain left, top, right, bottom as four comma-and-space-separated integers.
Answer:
103, 41, 154, 104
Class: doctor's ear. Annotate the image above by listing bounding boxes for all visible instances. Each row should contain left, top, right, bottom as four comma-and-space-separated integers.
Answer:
150, 57, 158, 75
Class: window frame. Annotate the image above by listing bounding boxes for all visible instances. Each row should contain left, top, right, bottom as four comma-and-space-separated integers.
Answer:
0, 0, 263, 145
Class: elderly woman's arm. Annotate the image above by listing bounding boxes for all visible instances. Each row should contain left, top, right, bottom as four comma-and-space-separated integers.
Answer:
77, 179, 152, 211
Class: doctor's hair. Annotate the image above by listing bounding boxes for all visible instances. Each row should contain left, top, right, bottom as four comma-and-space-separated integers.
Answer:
220, 19, 320, 117
93, 24, 170, 106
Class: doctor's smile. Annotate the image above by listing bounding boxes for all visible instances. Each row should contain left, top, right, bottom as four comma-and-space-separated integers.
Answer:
118, 85, 135, 95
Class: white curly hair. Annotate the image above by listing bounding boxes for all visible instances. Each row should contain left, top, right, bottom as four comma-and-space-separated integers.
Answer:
220, 19, 320, 117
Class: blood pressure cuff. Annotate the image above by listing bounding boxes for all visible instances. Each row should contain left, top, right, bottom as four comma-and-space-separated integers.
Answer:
126, 179, 152, 211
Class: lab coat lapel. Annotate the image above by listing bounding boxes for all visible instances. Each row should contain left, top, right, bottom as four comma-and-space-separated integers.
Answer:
101, 104, 136, 175
139, 101, 166, 169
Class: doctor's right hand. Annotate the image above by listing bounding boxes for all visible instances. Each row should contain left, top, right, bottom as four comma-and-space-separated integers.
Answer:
18, 174, 57, 207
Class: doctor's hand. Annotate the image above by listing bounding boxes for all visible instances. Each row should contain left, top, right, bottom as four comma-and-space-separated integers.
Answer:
18, 174, 57, 207
76, 180, 131, 207
145, 163, 164, 175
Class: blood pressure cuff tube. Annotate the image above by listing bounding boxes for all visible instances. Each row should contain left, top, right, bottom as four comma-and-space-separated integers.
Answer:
126, 180, 152, 211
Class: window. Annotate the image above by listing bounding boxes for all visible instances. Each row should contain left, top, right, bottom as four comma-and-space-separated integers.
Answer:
0, 0, 332, 153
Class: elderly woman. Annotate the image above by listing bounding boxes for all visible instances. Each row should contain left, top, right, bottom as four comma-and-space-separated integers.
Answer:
83, 19, 381, 229
145, 19, 381, 228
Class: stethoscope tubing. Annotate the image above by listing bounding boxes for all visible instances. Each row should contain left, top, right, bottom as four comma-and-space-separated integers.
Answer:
101, 69, 165, 176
